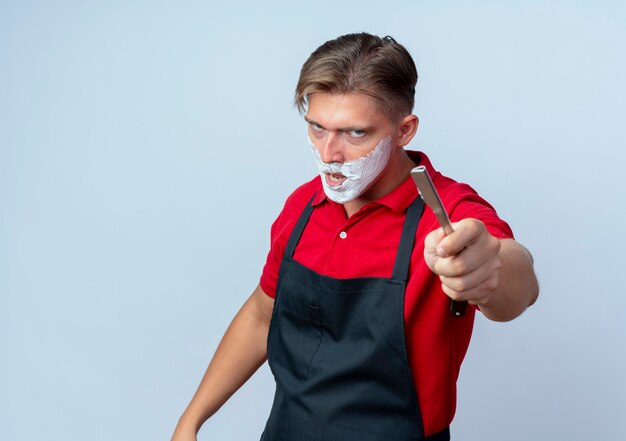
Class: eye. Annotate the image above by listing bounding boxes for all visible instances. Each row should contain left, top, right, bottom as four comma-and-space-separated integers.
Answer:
348, 129, 366, 138
310, 123, 325, 132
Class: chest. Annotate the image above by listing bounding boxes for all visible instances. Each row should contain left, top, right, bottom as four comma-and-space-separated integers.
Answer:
292, 203, 410, 279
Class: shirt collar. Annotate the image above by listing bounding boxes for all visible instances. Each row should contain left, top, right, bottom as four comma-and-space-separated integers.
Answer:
311, 150, 436, 213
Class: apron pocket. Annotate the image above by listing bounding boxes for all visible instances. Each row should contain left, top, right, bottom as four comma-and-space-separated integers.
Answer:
270, 294, 322, 381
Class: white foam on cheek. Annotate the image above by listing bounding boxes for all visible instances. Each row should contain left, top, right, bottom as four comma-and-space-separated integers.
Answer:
308, 135, 394, 203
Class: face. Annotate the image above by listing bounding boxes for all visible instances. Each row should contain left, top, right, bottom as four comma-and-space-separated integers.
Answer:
305, 92, 397, 189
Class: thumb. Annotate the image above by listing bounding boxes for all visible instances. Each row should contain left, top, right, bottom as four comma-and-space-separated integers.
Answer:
424, 227, 446, 270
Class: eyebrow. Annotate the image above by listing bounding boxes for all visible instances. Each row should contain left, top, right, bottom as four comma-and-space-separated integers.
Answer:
304, 116, 372, 133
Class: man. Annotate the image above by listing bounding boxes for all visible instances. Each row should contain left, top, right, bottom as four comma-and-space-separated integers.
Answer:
171, 33, 538, 441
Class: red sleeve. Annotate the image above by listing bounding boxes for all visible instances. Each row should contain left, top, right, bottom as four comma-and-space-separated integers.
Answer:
259, 178, 320, 298
438, 181, 514, 312
443, 181, 514, 240
259, 211, 286, 299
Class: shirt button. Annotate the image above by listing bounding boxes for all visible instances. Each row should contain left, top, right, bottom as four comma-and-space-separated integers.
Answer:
339, 231, 347, 239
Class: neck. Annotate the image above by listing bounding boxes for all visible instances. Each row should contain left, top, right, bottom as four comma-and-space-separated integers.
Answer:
342, 148, 416, 217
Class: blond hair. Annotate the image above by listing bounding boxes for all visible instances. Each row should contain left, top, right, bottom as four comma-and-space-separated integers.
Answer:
295, 33, 418, 123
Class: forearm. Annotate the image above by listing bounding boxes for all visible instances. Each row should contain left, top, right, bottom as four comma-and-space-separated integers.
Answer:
478, 239, 539, 322
173, 286, 272, 435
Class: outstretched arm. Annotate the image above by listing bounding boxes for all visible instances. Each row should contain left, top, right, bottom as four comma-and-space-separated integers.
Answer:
424, 219, 539, 322
171, 284, 275, 440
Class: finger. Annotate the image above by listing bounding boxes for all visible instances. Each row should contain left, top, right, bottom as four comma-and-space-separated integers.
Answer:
433, 235, 501, 277
423, 227, 446, 271
433, 252, 478, 278
436, 219, 485, 257
424, 227, 446, 254
440, 273, 499, 306
439, 255, 501, 292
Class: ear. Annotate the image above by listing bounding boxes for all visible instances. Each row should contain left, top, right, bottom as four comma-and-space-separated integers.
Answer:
395, 114, 419, 148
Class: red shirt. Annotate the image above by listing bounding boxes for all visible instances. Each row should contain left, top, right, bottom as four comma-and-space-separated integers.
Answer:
260, 151, 513, 436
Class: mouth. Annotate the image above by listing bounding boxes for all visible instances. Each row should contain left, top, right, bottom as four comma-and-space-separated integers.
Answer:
324, 172, 347, 188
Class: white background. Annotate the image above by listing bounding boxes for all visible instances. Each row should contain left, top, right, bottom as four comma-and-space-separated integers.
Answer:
2, 1, 625, 440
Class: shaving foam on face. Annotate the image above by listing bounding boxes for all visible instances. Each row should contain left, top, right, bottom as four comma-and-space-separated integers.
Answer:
309, 136, 394, 203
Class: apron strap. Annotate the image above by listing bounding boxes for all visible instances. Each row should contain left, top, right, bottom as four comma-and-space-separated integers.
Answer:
391, 196, 425, 282
284, 193, 317, 259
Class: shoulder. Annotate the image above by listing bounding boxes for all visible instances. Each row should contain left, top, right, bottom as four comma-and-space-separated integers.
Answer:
443, 180, 514, 239
413, 151, 514, 239
269, 176, 322, 237
278, 176, 322, 219
259, 176, 322, 298
435, 173, 493, 211
409, 151, 486, 206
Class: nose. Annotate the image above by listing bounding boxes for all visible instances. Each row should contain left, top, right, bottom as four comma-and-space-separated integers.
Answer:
318, 132, 344, 164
